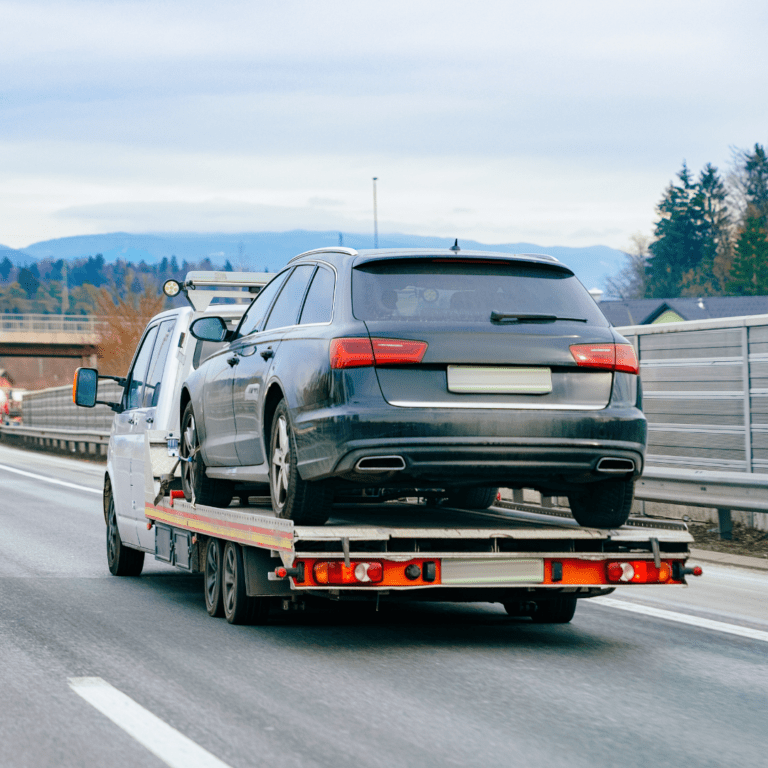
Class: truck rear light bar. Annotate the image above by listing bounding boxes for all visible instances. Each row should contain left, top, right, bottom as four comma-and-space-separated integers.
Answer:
282, 557, 688, 588
606, 560, 677, 583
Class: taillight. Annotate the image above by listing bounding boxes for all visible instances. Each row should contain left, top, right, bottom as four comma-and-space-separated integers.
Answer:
313, 561, 384, 585
570, 343, 639, 374
606, 561, 673, 583
330, 338, 427, 369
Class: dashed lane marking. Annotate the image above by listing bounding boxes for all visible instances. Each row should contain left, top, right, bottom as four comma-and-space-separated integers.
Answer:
69, 677, 232, 768
0, 463, 101, 494
591, 596, 768, 643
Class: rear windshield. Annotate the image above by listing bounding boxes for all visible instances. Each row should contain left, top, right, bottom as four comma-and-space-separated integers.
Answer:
352, 259, 608, 325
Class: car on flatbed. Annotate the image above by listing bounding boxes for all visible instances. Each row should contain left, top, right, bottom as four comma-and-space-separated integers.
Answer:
182, 247, 645, 529
72, 269, 697, 628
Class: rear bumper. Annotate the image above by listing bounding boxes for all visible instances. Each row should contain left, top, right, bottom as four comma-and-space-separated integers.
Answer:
293, 403, 646, 489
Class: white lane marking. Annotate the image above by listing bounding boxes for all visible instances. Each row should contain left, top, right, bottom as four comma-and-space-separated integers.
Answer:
69, 677, 231, 768
0, 463, 101, 494
591, 596, 768, 643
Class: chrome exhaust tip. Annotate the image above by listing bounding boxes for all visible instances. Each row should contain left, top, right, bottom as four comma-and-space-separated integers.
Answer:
354, 456, 406, 471
596, 457, 635, 473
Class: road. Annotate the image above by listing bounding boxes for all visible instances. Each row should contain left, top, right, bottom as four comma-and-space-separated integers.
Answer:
2, 442, 767, 768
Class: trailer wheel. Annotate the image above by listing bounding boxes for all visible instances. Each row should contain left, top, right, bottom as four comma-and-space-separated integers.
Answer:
106, 496, 144, 577
529, 596, 578, 624
181, 403, 233, 508
567, 477, 634, 529
222, 542, 270, 625
444, 486, 499, 510
269, 400, 332, 525
204, 538, 224, 617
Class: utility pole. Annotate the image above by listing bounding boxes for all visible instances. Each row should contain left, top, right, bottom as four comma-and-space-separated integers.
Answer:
372, 177, 379, 249
62, 261, 69, 314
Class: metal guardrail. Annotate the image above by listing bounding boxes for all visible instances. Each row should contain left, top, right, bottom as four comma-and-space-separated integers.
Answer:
635, 467, 768, 539
0, 423, 110, 456
0, 313, 104, 334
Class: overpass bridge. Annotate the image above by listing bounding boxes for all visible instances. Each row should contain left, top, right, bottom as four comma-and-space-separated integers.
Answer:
0, 313, 102, 365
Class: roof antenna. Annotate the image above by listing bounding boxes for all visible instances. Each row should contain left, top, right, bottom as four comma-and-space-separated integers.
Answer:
450, 238, 460, 252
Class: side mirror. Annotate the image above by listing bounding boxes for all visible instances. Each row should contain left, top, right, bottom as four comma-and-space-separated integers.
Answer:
190, 316, 230, 342
73, 367, 98, 407
72, 367, 125, 413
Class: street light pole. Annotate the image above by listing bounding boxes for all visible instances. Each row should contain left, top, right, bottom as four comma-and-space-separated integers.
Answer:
372, 177, 378, 249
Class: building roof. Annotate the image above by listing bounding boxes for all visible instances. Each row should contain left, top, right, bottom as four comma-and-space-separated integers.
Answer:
599, 296, 768, 326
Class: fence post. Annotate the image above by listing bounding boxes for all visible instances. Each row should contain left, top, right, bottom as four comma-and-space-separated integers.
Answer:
717, 508, 733, 540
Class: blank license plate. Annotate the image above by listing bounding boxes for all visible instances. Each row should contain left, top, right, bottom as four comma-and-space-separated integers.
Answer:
447, 366, 552, 394
441, 558, 545, 585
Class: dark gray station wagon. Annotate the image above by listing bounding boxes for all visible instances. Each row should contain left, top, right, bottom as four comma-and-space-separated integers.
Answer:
180, 247, 646, 528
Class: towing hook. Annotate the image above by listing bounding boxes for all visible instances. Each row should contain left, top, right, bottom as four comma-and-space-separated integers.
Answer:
273, 564, 305, 581
673, 563, 703, 580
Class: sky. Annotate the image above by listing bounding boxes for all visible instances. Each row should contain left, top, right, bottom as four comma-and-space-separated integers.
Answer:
1, 0, 766, 252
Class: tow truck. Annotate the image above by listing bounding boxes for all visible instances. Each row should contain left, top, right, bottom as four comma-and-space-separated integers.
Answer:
74, 270, 700, 626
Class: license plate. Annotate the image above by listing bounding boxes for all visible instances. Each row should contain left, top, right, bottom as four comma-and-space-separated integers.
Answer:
447, 366, 552, 394
441, 558, 544, 585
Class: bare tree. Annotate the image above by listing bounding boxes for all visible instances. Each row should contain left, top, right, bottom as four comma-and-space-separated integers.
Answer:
604, 233, 649, 299
94, 278, 166, 377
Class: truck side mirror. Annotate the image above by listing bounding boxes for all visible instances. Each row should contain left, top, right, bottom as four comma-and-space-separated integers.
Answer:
73, 367, 125, 412
73, 367, 98, 407
189, 316, 230, 342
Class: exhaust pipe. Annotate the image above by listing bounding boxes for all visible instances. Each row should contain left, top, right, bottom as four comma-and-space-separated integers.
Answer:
354, 456, 406, 471
596, 457, 635, 473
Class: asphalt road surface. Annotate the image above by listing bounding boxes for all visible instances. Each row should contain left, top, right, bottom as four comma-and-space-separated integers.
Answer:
2, 443, 767, 768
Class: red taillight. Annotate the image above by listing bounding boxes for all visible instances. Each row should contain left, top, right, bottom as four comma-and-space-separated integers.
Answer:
606, 561, 673, 583
330, 338, 427, 369
330, 337, 374, 369
570, 343, 638, 374
313, 561, 384, 585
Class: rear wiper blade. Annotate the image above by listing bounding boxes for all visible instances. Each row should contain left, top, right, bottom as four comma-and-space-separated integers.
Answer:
490, 311, 587, 324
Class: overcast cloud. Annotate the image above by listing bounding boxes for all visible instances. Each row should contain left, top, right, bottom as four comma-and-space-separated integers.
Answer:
1, 0, 766, 251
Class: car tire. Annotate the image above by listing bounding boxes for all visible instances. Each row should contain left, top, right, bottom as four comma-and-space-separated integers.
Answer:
204, 538, 224, 617
106, 496, 144, 577
444, 486, 499, 510
567, 477, 635, 529
528, 596, 578, 624
222, 541, 270, 625
181, 402, 233, 508
269, 400, 333, 525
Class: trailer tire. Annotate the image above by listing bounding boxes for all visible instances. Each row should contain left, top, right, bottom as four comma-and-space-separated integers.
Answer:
222, 542, 270, 625
269, 400, 332, 525
106, 496, 144, 577
529, 595, 578, 624
181, 402, 233, 508
204, 538, 224, 617
444, 486, 499, 510
567, 477, 634, 529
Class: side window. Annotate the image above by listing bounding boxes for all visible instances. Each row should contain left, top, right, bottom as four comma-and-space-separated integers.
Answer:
124, 325, 159, 410
299, 266, 335, 325
237, 270, 291, 338
264, 265, 315, 331
142, 319, 176, 408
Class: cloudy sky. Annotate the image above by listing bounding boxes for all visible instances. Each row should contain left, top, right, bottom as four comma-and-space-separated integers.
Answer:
1, 0, 766, 251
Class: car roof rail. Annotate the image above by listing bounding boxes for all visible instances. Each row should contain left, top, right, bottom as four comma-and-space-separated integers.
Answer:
177, 271, 275, 311
289, 247, 358, 262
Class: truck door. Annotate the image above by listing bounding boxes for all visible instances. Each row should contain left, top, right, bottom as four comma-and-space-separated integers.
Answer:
132, 318, 177, 551
112, 323, 159, 546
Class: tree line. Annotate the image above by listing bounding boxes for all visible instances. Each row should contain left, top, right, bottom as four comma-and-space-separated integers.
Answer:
0, 254, 235, 314
607, 143, 768, 299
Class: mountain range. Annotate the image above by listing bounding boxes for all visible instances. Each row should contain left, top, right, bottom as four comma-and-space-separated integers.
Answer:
1, 231, 626, 291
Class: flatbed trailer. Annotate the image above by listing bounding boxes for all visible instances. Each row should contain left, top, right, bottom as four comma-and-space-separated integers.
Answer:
144, 485, 698, 624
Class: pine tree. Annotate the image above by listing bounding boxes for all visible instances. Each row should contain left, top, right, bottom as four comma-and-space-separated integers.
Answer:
0, 257, 12, 281
727, 207, 768, 295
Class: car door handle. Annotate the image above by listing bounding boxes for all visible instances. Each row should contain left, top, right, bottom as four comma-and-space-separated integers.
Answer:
227, 354, 240, 366
260, 348, 274, 360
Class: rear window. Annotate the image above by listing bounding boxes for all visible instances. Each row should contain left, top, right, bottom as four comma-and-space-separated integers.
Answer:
352, 259, 608, 325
